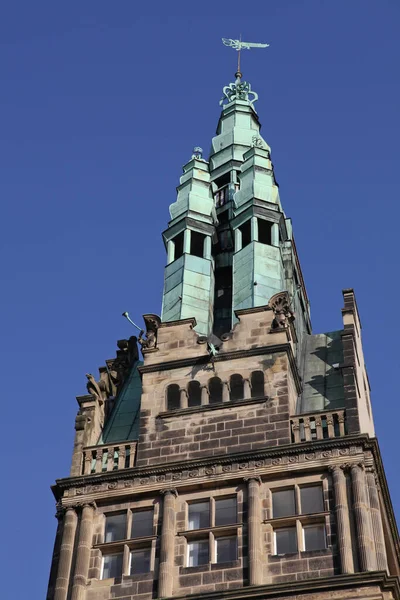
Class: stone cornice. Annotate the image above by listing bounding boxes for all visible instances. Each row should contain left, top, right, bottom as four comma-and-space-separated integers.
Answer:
54, 434, 369, 493
159, 572, 400, 600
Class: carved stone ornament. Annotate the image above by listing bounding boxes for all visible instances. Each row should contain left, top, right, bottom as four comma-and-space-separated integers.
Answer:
220, 77, 259, 108
138, 314, 161, 351
268, 291, 295, 330
251, 135, 264, 149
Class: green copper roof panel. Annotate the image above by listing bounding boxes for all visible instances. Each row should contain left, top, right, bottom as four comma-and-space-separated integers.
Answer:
300, 332, 345, 413
100, 360, 143, 444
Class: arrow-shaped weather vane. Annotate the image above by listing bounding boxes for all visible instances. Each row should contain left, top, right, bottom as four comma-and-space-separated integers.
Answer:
222, 37, 270, 76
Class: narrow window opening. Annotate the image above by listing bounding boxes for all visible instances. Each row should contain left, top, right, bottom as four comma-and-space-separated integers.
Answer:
102, 553, 123, 579
215, 172, 231, 189
300, 485, 324, 514
251, 371, 265, 398
208, 377, 223, 404
239, 220, 251, 248
272, 489, 296, 518
215, 537, 237, 563
303, 524, 326, 551
167, 384, 180, 410
188, 540, 209, 566
131, 509, 154, 538
258, 219, 272, 245
105, 513, 127, 543
188, 501, 210, 530
229, 374, 244, 401
275, 528, 297, 554
190, 231, 205, 258
215, 498, 237, 526
130, 548, 151, 574
173, 232, 184, 260
187, 381, 202, 407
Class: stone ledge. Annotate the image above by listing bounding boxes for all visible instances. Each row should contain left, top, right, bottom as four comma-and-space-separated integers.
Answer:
158, 397, 268, 419
161, 571, 400, 600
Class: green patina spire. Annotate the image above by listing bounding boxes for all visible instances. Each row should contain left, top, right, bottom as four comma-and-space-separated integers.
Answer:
161, 66, 311, 346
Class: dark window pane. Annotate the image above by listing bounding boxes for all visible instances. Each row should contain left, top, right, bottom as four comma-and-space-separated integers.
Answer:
188, 381, 202, 407
239, 220, 251, 248
208, 377, 223, 404
188, 540, 209, 566
229, 374, 244, 401
272, 489, 296, 518
300, 486, 324, 514
174, 232, 184, 260
215, 498, 237, 526
251, 371, 264, 398
105, 514, 126, 542
190, 231, 205, 258
215, 172, 230, 189
130, 548, 151, 574
131, 509, 153, 538
167, 384, 180, 410
102, 553, 123, 579
188, 502, 209, 530
258, 218, 272, 245
303, 525, 326, 551
215, 537, 237, 563
275, 528, 297, 554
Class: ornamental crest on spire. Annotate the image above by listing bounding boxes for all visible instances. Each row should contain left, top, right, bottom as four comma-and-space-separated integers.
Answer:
220, 78, 259, 108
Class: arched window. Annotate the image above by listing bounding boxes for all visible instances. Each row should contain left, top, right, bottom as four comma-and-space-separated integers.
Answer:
166, 384, 180, 410
251, 371, 265, 398
230, 374, 244, 401
188, 380, 202, 407
208, 377, 223, 404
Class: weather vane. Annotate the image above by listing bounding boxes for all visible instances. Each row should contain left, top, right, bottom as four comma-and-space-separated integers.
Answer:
222, 36, 270, 77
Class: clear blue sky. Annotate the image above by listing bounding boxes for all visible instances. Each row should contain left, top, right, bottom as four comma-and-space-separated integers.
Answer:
1, 1, 399, 597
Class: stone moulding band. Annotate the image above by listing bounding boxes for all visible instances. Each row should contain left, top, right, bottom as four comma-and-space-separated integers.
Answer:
56, 435, 373, 495
157, 572, 400, 600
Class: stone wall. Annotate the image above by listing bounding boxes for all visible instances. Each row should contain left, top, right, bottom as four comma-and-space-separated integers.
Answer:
136, 352, 293, 468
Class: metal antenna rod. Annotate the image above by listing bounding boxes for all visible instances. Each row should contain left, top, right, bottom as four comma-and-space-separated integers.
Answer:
237, 33, 242, 75
122, 311, 142, 332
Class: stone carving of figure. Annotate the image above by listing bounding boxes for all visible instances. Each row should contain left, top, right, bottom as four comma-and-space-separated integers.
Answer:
86, 373, 106, 404
269, 291, 295, 330
138, 314, 161, 351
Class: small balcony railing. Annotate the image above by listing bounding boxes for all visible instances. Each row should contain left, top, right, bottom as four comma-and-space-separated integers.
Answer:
81, 441, 137, 475
290, 409, 346, 443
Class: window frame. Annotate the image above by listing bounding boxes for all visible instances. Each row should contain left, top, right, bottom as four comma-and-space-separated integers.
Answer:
101, 552, 124, 580
268, 481, 328, 556
97, 506, 156, 579
302, 523, 327, 552
182, 494, 240, 568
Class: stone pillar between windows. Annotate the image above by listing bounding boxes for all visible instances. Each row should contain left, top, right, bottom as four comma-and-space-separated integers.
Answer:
222, 381, 230, 402
271, 223, 279, 246
243, 378, 251, 400
251, 217, 258, 242
204, 235, 212, 260
329, 465, 354, 574
180, 388, 188, 409
70, 503, 96, 600
366, 467, 388, 571
201, 385, 209, 405
183, 229, 191, 254
350, 463, 377, 571
245, 477, 263, 585
167, 240, 175, 264
158, 489, 177, 598
235, 228, 242, 252
54, 507, 78, 600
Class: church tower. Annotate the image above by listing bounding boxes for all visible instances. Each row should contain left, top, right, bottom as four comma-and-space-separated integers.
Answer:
47, 66, 400, 600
